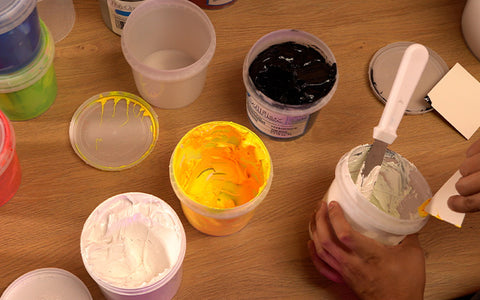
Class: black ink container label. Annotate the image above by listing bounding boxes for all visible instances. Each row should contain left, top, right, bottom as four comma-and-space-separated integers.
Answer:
246, 95, 310, 138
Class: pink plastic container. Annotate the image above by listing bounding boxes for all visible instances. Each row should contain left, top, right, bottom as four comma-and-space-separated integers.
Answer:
0, 109, 21, 206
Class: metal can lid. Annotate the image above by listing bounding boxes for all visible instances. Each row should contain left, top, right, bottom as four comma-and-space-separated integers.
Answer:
368, 41, 449, 114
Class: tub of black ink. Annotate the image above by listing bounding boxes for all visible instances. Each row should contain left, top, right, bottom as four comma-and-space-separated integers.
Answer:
242, 29, 338, 140
0, 0, 42, 74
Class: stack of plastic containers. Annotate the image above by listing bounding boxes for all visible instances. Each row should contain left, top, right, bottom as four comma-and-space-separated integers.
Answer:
0, 0, 57, 121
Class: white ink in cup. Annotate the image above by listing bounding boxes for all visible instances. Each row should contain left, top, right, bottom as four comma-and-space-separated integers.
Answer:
121, 0, 216, 109
321, 144, 431, 245
80, 192, 186, 300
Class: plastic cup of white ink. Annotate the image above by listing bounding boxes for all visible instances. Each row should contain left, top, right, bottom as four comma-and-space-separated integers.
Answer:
80, 192, 186, 300
243, 29, 338, 140
121, 0, 216, 109
320, 144, 431, 245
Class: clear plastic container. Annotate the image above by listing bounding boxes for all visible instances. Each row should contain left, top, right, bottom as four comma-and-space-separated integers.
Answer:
0, 0, 41, 74
324, 144, 431, 245
0, 110, 21, 207
37, 0, 76, 43
170, 121, 273, 236
121, 0, 216, 109
0, 21, 57, 121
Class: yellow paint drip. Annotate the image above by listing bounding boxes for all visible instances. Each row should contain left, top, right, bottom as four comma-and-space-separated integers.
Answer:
172, 121, 271, 209
418, 198, 431, 217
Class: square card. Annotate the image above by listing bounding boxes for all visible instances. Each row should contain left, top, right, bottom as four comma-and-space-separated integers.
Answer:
427, 63, 480, 139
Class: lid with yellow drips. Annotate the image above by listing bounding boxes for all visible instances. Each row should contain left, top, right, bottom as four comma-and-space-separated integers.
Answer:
69, 91, 159, 171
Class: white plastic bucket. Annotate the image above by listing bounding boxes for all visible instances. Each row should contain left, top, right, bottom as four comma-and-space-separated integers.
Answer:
325, 144, 431, 245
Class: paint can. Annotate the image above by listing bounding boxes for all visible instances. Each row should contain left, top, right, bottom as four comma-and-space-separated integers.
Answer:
1, 268, 92, 300
0, 110, 21, 207
321, 144, 431, 245
0, 20, 57, 121
170, 121, 273, 236
0, 0, 42, 74
81, 192, 186, 300
98, 0, 144, 35
121, 0, 216, 109
243, 29, 338, 140
188, 0, 236, 9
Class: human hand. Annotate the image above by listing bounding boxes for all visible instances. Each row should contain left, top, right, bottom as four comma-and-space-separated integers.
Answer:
448, 138, 480, 213
308, 200, 425, 300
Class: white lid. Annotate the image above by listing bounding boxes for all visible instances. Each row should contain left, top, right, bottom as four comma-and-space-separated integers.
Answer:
0, 268, 93, 300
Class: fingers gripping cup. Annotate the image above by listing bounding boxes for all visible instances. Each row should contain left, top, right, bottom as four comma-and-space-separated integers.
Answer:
81, 192, 186, 300
323, 145, 431, 245
121, 0, 216, 109
0, 110, 21, 206
170, 121, 273, 236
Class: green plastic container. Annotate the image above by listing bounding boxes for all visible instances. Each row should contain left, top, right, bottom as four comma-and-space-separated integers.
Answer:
0, 20, 57, 121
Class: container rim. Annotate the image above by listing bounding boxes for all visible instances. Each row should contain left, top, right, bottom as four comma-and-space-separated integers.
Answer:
242, 29, 338, 117
0, 21, 54, 93
0, 0, 36, 35
169, 121, 273, 219
121, 0, 216, 82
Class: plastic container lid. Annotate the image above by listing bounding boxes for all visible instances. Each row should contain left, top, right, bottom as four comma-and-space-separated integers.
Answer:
69, 91, 159, 171
0, 21, 54, 93
368, 41, 449, 114
0, 0, 37, 35
0, 268, 92, 300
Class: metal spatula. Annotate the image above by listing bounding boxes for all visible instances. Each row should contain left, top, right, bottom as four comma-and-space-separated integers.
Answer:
361, 43, 429, 178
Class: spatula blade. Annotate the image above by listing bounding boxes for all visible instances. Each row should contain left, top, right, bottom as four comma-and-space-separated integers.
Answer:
361, 139, 388, 177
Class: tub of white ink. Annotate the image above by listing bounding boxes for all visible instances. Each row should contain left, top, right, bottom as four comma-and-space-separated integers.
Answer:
80, 192, 186, 300
322, 144, 431, 245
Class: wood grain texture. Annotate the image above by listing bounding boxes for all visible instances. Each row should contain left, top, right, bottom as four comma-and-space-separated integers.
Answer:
1, 0, 479, 299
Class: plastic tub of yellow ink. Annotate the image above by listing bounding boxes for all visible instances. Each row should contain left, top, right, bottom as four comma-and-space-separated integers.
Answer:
169, 121, 273, 236
0, 20, 57, 121
69, 91, 159, 171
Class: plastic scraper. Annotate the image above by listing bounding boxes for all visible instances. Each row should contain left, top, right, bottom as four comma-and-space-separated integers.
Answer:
360, 44, 429, 182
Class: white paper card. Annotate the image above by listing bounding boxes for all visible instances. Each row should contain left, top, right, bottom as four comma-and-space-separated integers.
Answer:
427, 63, 480, 139
425, 170, 465, 227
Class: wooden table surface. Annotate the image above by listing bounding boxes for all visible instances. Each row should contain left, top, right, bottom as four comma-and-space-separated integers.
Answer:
2, 0, 480, 299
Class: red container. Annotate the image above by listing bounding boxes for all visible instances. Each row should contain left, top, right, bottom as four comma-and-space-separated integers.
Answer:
0, 110, 21, 206
189, 0, 236, 9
